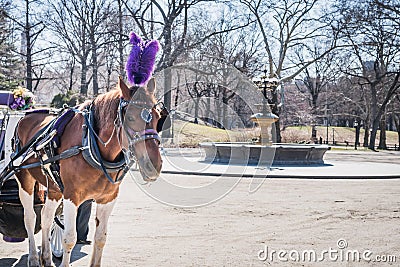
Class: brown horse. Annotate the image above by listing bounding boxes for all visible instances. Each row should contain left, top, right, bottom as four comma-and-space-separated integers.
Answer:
14, 78, 162, 267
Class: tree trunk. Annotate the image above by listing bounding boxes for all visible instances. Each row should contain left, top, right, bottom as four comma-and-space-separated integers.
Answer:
355, 123, 360, 149
271, 86, 281, 143
215, 95, 221, 125
273, 120, 280, 143
89, 0, 98, 95
80, 16, 88, 96
174, 72, 180, 109
80, 61, 88, 95
363, 116, 369, 147
68, 60, 74, 92
117, 0, 124, 77
25, 0, 32, 91
162, 67, 172, 138
363, 127, 369, 147
91, 46, 99, 95
378, 116, 387, 150
194, 99, 199, 124
368, 84, 379, 150
311, 95, 318, 143
161, 23, 173, 138
394, 114, 400, 151
205, 95, 210, 120
369, 114, 381, 150
222, 90, 228, 129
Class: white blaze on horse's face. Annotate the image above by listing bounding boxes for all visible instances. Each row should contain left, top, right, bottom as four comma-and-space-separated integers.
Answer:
121, 78, 162, 182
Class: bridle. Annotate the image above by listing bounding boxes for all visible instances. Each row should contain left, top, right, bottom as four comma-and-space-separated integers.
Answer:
117, 97, 165, 150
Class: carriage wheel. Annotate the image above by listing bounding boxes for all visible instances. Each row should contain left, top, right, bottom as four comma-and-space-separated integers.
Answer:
50, 213, 64, 258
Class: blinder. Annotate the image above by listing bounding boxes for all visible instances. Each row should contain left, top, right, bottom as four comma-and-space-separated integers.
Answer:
118, 98, 171, 146
154, 102, 171, 133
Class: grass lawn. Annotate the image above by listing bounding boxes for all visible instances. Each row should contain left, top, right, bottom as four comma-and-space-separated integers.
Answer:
163, 120, 399, 149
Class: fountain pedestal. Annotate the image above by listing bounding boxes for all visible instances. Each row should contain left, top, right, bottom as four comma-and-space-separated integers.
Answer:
250, 112, 279, 145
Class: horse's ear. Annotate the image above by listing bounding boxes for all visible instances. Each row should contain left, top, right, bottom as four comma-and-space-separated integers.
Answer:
147, 77, 156, 95
118, 76, 131, 99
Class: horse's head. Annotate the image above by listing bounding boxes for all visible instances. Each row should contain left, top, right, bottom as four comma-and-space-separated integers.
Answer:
118, 77, 168, 182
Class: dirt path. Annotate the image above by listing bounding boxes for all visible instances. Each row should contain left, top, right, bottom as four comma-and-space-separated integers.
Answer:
1, 175, 399, 266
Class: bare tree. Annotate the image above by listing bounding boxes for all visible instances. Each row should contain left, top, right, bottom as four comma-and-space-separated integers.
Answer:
6, 0, 55, 92
47, 0, 91, 95
239, 0, 343, 142
392, 94, 400, 149
336, 0, 400, 150
374, 0, 400, 27
47, 0, 113, 96
293, 42, 340, 142
124, 0, 251, 137
192, 13, 262, 127
87, 0, 114, 95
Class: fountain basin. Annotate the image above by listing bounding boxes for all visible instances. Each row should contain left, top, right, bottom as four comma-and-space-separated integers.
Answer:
199, 142, 331, 165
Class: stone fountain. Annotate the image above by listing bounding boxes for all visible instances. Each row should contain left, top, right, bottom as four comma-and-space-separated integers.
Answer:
199, 73, 330, 166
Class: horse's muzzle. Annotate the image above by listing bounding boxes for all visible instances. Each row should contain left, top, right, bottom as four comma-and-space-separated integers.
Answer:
138, 157, 161, 182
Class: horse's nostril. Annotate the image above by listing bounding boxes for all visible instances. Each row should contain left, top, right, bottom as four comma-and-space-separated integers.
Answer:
146, 161, 153, 172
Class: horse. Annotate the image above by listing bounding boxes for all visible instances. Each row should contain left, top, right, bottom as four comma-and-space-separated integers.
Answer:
14, 77, 163, 267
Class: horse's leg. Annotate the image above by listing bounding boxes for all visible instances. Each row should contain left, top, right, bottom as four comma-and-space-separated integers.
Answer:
40, 196, 61, 267
16, 175, 40, 267
89, 199, 116, 267
59, 199, 78, 267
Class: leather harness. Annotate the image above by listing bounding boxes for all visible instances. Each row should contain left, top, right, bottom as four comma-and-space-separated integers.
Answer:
0, 97, 166, 192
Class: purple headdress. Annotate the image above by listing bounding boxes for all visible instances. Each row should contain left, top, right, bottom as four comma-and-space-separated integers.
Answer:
125, 32, 160, 86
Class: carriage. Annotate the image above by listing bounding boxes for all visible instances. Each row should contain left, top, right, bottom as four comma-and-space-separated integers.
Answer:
0, 91, 65, 257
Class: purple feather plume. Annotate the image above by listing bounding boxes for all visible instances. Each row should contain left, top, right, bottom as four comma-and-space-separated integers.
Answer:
126, 32, 160, 86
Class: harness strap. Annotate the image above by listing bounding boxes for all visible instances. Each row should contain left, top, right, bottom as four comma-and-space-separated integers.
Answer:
82, 108, 130, 184
1, 94, 162, 188
81, 106, 127, 172
10, 117, 56, 163
18, 146, 82, 171
0, 118, 57, 186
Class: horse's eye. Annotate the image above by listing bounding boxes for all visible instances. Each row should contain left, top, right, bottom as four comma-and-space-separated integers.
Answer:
127, 116, 135, 122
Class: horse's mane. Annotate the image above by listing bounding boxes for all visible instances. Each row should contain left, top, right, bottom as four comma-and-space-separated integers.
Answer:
93, 90, 120, 132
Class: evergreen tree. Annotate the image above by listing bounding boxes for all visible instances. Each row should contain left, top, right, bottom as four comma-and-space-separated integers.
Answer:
0, 2, 21, 91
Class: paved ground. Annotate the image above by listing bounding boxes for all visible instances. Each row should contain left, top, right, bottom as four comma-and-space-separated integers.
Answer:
161, 148, 400, 178
0, 150, 399, 266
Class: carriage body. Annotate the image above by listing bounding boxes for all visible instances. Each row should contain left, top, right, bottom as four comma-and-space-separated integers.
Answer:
0, 93, 46, 240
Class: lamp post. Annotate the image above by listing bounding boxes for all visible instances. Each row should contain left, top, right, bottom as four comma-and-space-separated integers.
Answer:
261, 69, 268, 115
354, 119, 360, 150
170, 109, 176, 144
325, 83, 329, 144
251, 69, 279, 145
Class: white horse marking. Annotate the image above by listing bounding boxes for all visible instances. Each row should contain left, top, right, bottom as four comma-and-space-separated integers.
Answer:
90, 200, 116, 267
17, 179, 40, 267
41, 198, 61, 267
59, 199, 78, 267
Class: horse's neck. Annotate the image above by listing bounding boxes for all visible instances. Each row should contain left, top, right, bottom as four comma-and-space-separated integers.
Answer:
94, 99, 121, 162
